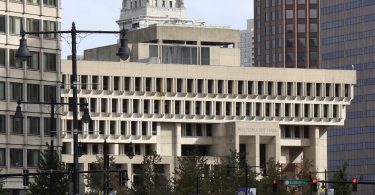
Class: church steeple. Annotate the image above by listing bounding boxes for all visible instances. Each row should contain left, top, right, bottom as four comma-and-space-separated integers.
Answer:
118, 0, 187, 30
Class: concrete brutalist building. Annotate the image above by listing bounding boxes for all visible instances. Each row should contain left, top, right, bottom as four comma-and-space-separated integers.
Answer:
59, 23, 356, 192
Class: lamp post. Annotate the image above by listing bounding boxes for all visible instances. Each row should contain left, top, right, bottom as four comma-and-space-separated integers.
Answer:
15, 22, 130, 195
14, 100, 91, 194
227, 164, 267, 195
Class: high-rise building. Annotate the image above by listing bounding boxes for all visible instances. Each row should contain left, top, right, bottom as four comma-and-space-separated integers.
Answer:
321, 1, 375, 193
0, 0, 61, 194
240, 19, 254, 67
254, 0, 320, 68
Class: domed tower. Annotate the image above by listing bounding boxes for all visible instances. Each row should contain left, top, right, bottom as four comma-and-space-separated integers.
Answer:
118, 0, 188, 30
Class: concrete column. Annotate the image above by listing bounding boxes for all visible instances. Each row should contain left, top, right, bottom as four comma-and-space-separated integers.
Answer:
246, 136, 259, 166
175, 123, 181, 156
304, 126, 327, 179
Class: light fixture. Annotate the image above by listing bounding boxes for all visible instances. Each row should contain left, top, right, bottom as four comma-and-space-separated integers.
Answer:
81, 106, 91, 124
116, 30, 130, 61
15, 30, 32, 61
14, 101, 23, 118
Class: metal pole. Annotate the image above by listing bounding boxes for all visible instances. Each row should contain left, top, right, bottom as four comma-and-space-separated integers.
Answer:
50, 101, 55, 195
325, 169, 327, 195
245, 167, 248, 195
103, 140, 109, 195
309, 171, 312, 195
196, 175, 199, 195
71, 22, 80, 195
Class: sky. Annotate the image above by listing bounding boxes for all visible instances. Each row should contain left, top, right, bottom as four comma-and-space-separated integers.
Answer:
61, 0, 254, 59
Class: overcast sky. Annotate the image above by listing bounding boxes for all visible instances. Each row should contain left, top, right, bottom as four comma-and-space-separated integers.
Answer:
61, 0, 254, 58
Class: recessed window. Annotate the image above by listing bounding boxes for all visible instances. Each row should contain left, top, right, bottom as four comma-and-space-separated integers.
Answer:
0, 115, 5, 133
27, 0, 40, 5
43, 0, 57, 7
0, 148, 5, 166
0, 15, 5, 33
43, 53, 57, 71
10, 82, 23, 101
9, 16, 23, 35
43, 21, 57, 39
27, 149, 40, 167
27, 52, 40, 70
310, 9, 318, 18
44, 85, 56, 101
10, 149, 23, 167
11, 116, 23, 134
26, 19, 40, 37
0, 82, 5, 100
27, 84, 40, 102
9, 50, 23, 68
27, 117, 40, 135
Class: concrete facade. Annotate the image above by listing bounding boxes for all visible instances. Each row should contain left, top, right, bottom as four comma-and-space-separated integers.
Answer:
240, 19, 254, 67
84, 24, 241, 67
0, 0, 61, 194
60, 60, 355, 192
321, 1, 375, 194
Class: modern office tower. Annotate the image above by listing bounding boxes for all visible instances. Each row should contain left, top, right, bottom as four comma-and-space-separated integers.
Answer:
240, 19, 254, 67
254, 0, 320, 68
59, 23, 356, 193
321, 1, 375, 193
117, 0, 203, 31
0, 0, 61, 194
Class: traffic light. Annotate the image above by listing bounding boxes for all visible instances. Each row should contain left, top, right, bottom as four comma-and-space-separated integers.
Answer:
119, 170, 128, 186
311, 178, 318, 192
352, 178, 358, 192
272, 179, 277, 192
23, 169, 29, 186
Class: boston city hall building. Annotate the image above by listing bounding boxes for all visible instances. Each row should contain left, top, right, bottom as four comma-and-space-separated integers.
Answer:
57, 0, 356, 189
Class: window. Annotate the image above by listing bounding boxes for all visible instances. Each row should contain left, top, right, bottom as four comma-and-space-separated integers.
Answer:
26, 19, 40, 37
27, 52, 40, 70
310, 23, 318, 32
286, 10, 294, 19
43, 53, 57, 71
27, 149, 39, 167
0, 48, 5, 67
43, 0, 57, 7
9, 49, 23, 68
162, 0, 165, 7
298, 10, 306, 18
169, 1, 172, 7
44, 85, 56, 101
27, 0, 40, 4
11, 116, 23, 134
0, 115, 5, 133
298, 24, 306, 33
0, 82, 5, 100
27, 117, 40, 135
43, 21, 57, 39
0, 148, 5, 166
10, 83, 23, 101
0, 15, 5, 33
310, 9, 318, 18
44, 118, 56, 136
27, 84, 40, 102
9, 16, 23, 34
10, 149, 23, 167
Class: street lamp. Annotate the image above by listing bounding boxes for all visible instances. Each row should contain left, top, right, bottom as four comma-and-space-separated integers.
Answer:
16, 22, 130, 195
15, 100, 90, 195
